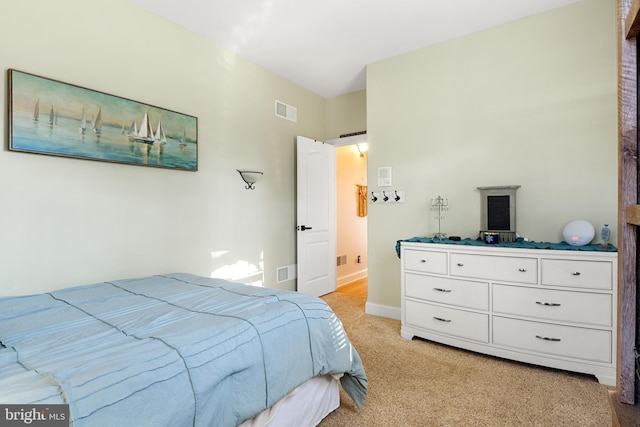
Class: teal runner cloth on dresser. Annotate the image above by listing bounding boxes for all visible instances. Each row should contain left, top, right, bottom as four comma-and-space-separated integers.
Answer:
395, 237, 617, 258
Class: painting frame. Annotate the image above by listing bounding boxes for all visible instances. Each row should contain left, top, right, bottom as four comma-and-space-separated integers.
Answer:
8, 69, 198, 171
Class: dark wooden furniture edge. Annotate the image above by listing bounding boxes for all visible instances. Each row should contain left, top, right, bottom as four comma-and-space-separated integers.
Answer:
626, 0, 640, 38
625, 205, 640, 225
619, 0, 640, 419
609, 391, 640, 426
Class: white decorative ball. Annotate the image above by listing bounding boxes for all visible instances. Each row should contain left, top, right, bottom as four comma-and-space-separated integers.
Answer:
562, 220, 595, 246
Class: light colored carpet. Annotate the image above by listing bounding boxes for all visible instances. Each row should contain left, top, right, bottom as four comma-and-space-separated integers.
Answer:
319, 286, 612, 426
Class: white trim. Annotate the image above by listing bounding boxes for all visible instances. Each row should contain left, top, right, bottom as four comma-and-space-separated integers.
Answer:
365, 302, 400, 320
336, 269, 368, 287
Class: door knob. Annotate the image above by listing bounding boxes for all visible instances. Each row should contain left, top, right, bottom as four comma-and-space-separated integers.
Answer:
298, 225, 313, 231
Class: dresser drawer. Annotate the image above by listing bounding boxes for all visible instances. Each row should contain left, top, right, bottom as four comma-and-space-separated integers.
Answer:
405, 274, 489, 310
493, 284, 612, 327
403, 249, 447, 274
541, 259, 612, 290
405, 300, 489, 342
450, 253, 537, 284
493, 316, 611, 363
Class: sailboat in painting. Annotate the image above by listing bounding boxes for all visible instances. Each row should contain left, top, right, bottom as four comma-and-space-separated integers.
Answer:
48, 105, 54, 126
127, 120, 137, 138
179, 129, 187, 148
92, 107, 103, 134
79, 106, 87, 134
133, 111, 155, 144
154, 119, 167, 145
32, 98, 40, 122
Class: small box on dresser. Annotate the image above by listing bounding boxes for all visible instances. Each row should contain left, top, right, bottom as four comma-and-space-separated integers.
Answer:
400, 241, 617, 385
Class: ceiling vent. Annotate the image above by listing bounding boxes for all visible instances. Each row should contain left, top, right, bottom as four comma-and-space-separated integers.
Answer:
275, 100, 297, 122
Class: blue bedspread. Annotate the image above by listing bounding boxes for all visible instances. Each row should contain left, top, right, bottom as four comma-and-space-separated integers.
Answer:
0, 273, 367, 426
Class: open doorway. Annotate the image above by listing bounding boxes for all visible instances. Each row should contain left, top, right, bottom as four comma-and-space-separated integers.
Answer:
335, 143, 368, 298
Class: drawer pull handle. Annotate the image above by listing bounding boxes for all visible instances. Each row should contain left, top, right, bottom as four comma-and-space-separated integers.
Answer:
456, 263, 464, 267
572, 271, 581, 276
433, 288, 452, 293
535, 301, 561, 307
518, 268, 527, 272
420, 259, 427, 263
535, 335, 561, 342
433, 316, 451, 323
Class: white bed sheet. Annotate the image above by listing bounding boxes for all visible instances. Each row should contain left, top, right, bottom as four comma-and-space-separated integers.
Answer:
240, 374, 341, 427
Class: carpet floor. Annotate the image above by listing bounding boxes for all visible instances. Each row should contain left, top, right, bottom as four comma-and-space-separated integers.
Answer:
319, 283, 612, 426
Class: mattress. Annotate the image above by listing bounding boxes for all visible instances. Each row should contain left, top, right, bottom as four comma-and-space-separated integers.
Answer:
240, 374, 341, 427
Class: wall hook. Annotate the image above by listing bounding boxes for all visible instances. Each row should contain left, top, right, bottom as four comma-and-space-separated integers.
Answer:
383, 191, 389, 202
371, 192, 378, 202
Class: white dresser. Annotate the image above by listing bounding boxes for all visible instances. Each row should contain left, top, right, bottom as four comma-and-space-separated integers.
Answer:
400, 241, 618, 385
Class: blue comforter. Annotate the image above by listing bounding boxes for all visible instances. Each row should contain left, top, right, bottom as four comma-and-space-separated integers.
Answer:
0, 273, 367, 426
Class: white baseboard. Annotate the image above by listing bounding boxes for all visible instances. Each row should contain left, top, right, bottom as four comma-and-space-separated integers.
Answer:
336, 269, 368, 288
365, 301, 400, 320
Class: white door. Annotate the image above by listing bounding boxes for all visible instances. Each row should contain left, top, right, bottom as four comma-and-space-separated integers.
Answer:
296, 136, 336, 296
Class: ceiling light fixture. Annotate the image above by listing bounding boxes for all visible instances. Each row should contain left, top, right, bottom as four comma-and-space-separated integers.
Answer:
356, 143, 368, 157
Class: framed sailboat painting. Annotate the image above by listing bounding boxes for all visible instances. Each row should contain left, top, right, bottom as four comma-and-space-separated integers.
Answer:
8, 69, 198, 171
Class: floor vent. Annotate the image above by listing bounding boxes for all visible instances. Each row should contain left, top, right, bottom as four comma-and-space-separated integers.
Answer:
275, 100, 297, 122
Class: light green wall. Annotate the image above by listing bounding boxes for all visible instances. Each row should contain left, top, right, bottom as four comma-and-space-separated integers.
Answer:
0, 0, 326, 295
326, 90, 367, 139
366, 0, 617, 309
0, 0, 617, 310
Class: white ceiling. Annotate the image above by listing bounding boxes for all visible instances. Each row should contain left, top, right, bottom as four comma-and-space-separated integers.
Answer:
130, 0, 583, 99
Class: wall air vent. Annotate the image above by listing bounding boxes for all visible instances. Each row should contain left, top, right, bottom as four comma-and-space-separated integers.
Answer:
277, 264, 297, 283
275, 100, 297, 122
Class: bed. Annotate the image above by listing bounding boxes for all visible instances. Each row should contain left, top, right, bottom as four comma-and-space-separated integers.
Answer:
0, 273, 367, 426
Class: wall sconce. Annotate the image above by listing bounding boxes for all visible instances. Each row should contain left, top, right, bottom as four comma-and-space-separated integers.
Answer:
356, 143, 368, 157
237, 170, 263, 190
